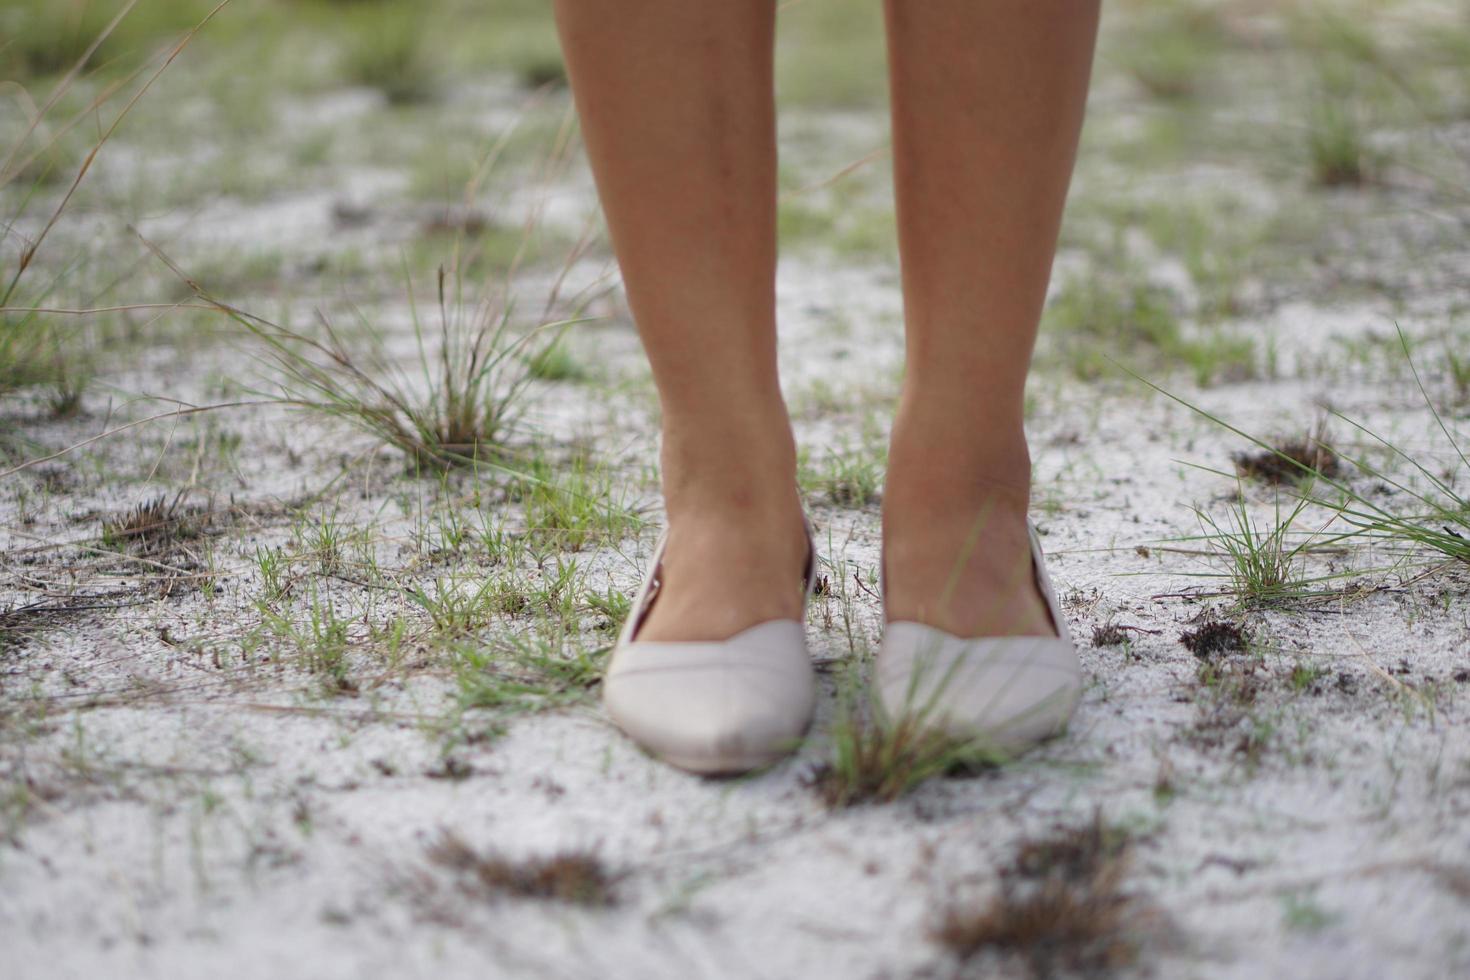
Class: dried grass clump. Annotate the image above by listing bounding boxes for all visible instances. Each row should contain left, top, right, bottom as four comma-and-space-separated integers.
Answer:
425, 830, 618, 907
934, 813, 1162, 978
1008, 814, 1132, 885
101, 494, 205, 556
1179, 619, 1247, 659
1233, 426, 1341, 485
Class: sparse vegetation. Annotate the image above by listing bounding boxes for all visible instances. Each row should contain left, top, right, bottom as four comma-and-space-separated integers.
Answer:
1042, 262, 1255, 385
4, 1, 1470, 974
1282, 890, 1337, 933
1193, 491, 1321, 606
339, 2, 439, 104
1151, 330, 1470, 570
811, 672, 1007, 808
513, 456, 643, 550
451, 623, 606, 716
258, 585, 358, 695
1139, 195, 1264, 322
0, 0, 218, 80
1112, 0, 1226, 101
1295, 10, 1390, 188
0, 1, 226, 413
799, 440, 887, 508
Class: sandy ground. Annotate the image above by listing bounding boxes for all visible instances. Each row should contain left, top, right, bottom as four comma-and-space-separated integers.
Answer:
4, 9, 1470, 978
5, 272, 1468, 978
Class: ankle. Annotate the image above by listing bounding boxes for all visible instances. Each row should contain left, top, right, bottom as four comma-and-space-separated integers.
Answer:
881, 427, 1046, 635
639, 416, 809, 643
886, 405, 1032, 510
659, 416, 802, 529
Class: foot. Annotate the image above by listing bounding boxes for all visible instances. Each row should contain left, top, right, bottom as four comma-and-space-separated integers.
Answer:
635, 502, 809, 642
604, 491, 817, 774
881, 421, 1054, 639
634, 429, 809, 642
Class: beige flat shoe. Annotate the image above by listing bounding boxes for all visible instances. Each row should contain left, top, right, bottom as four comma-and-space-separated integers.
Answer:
876, 521, 1080, 757
601, 524, 817, 775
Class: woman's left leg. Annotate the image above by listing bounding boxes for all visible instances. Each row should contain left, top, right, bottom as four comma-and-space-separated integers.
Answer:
880, 0, 1101, 637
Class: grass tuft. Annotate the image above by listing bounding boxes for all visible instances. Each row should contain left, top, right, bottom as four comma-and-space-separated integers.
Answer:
1139, 328, 1469, 569
1113, 0, 1226, 102
1193, 491, 1323, 606
155, 255, 589, 471
1307, 95, 1374, 187
451, 625, 606, 716
799, 441, 886, 508
811, 680, 1004, 808
102, 494, 173, 553
340, 2, 439, 104
1296, 10, 1389, 188
0, 315, 91, 415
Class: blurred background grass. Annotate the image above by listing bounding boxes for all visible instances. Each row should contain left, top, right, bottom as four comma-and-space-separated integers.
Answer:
3, 0, 1470, 416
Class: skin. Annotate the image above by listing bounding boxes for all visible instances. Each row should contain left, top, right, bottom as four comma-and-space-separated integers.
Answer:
552, 0, 1100, 643
881, 0, 1101, 637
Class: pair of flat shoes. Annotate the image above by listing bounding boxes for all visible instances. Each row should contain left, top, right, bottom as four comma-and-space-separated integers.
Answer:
601, 522, 1081, 775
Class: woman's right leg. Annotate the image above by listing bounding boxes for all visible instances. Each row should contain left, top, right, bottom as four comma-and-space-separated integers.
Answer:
552, 1, 806, 641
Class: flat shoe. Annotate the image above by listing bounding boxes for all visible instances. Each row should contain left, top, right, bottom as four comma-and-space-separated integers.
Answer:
876, 521, 1081, 756
602, 524, 817, 775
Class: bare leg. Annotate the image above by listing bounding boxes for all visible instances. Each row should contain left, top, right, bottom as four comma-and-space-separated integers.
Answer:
881, 1, 1100, 636
553, 1, 806, 641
